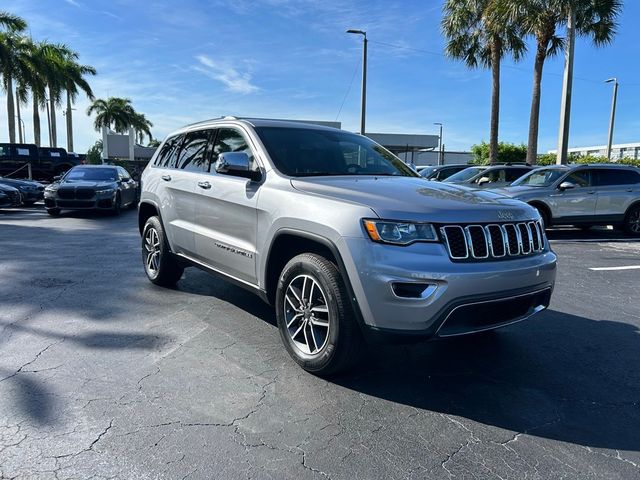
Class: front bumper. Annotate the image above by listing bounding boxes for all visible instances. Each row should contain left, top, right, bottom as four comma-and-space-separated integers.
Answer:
341, 237, 557, 337
45, 196, 115, 210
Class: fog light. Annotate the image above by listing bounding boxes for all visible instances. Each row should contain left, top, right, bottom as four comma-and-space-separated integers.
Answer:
391, 282, 437, 299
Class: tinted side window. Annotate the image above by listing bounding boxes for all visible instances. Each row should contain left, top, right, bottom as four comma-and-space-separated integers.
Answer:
155, 136, 183, 168
177, 130, 212, 172
595, 169, 640, 186
506, 168, 528, 182
564, 170, 591, 187
212, 128, 255, 166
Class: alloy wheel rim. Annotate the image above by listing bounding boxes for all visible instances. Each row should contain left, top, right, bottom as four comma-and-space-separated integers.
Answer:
144, 227, 161, 274
629, 210, 640, 233
284, 274, 331, 356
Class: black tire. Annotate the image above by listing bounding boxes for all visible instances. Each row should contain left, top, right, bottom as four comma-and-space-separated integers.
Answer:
112, 193, 122, 216
47, 208, 60, 216
141, 216, 184, 286
533, 205, 550, 229
624, 204, 640, 237
275, 253, 363, 376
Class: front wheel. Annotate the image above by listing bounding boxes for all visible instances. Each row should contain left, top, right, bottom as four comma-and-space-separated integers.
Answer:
142, 216, 184, 286
624, 204, 640, 237
275, 253, 363, 376
112, 193, 122, 216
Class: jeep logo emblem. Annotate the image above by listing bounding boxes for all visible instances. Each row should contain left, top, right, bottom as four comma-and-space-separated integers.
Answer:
497, 210, 515, 221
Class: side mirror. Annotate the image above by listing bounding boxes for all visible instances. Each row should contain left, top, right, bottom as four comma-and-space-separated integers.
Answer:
215, 152, 260, 180
477, 176, 490, 185
558, 181, 576, 191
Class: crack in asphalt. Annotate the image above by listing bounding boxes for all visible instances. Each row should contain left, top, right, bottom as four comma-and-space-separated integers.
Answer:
0, 341, 63, 383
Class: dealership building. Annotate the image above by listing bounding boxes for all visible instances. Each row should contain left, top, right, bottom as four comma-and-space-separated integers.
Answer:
548, 142, 640, 160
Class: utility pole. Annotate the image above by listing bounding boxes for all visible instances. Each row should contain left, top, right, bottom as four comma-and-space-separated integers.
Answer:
605, 78, 618, 161
434, 123, 443, 165
556, 9, 576, 165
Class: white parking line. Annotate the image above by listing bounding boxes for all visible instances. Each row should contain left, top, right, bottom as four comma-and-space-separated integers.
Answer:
589, 265, 640, 271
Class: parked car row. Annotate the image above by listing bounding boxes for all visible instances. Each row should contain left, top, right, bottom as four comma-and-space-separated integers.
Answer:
0, 176, 45, 209
421, 162, 640, 235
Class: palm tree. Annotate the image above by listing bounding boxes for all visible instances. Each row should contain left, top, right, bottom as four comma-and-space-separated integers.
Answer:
442, 0, 526, 164
61, 57, 96, 152
509, 0, 621, 164
131, 112, 153, 144
0, 12, 27, 143
40, 43, 76, 148
87, 97, 137, 133
23, 41, 51, 147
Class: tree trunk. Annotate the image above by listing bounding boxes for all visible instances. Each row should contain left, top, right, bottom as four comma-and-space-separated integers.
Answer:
33, 93, 41, 147
66, 91, 73, 153
527, 41, 548, 165
7, 76, 16, 143
15, 87, 23, 143
489, 38, 501, 165
49, 90, 57, 148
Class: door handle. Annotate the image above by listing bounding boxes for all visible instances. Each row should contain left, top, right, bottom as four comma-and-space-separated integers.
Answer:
587, 190, 596, 194
161, 175, 171, 182
197, 181, 211, 189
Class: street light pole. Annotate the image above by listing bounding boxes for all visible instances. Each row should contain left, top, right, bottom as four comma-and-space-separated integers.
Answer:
434, 123, 443, 165
347, 29, 367, 135
605, 78, 618, 161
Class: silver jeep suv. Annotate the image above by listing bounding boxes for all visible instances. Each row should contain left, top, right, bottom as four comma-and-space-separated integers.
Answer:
138, 118, 557, 374
496, 164, 640, 234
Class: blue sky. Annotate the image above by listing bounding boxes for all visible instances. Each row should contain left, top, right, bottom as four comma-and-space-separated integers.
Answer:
1, 0, 639, 154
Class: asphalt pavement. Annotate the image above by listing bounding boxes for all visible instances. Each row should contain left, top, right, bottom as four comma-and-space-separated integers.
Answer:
0, 205, 639, 479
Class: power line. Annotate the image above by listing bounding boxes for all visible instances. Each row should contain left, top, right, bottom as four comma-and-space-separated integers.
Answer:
368, 39, 620, 86
335, 59, 360, 121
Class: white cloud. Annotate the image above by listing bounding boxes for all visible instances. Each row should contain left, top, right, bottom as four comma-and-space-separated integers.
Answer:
65, 0, 81, 6
194, 55, 260, 94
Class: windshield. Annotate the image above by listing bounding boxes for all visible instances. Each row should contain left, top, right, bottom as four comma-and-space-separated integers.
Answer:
419, 166, 438, 178
512, 168, 567, 187
254, 127, 417, 177
64, 167, 117, 182
444, 166, 486, 183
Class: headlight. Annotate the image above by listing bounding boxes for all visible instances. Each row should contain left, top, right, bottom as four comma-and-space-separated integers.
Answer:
95, 188, 115, 195
363, 219, 438, 245
44, 186, 57, 193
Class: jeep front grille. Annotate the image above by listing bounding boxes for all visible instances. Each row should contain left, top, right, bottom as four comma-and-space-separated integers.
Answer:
440, 222, 545, 261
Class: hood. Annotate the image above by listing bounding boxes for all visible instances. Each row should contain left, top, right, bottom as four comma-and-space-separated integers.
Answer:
0, 183, 19, 193
60, 180, 116, 188
290, 176, 538, 223
0, 178, 42, 188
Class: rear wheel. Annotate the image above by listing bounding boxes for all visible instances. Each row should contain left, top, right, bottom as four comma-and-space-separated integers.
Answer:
142, 216, 184, 286
624, 204, 640, 237
275, 253, 363, 376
